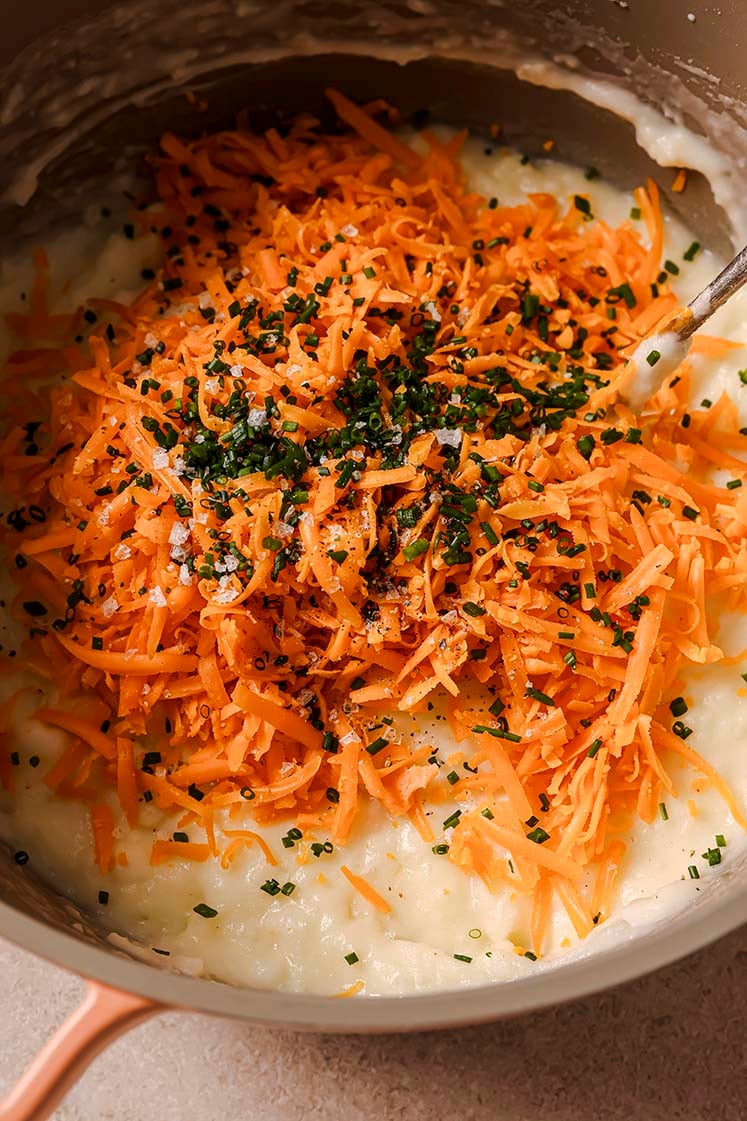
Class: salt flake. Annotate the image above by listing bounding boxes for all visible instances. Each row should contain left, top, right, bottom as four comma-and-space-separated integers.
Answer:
434, 428, 462, 447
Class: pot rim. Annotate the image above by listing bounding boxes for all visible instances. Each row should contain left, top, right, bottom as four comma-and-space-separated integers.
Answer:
1, 887, 744, 1031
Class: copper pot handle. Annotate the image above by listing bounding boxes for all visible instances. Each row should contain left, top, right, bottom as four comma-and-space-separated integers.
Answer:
0, 980, 158, 1121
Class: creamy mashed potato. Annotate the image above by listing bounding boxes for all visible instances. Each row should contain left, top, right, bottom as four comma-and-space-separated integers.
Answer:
0, 139, 745, 996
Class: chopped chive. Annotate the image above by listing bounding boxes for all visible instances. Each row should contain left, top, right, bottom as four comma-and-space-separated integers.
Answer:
193, 903, 218, 918
646, 349, 661, 367
403, 538, 429, 562
462, 602, 486, 617
587, 739, 603, 758
366, 737, 389, 756
716, 834, 726, 848
688, 865, 700, 879
659, 802, 669, 821
574, 195, 592, 217
526, 826, 550, 844
454, 953, 473, 963
669, 696, 688, 717
344, 951, 359, 965
472, 724, 522, 743
525, 686, 555, 707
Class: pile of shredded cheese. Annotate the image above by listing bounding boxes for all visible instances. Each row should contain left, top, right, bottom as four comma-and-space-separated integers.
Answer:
1, 91, 746, 956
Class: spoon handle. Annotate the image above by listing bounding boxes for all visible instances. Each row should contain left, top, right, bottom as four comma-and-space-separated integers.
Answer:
684, 243, 747, 337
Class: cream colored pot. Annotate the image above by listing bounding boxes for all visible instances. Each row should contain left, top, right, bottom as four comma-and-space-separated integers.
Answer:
0, 3, 745, 1119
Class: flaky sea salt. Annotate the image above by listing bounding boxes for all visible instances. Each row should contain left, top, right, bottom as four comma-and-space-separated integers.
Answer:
168, 522, 190, 547
151, 448, 169, 469
434, 428, 462, 447
149, 585, 167, 608
214, 586, 239, 604
247, 408, 267, 428
112, 543, 131, 561
178, 564, 193, 586
102, 596, 119, 618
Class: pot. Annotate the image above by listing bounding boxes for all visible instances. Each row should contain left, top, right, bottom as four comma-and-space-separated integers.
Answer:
0, 3, 745, 1119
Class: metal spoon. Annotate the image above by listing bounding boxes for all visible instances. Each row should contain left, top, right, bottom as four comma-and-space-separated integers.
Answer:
623, 244, 747, 411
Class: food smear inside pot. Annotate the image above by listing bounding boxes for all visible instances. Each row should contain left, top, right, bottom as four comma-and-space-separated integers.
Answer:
0, 95, 745, 996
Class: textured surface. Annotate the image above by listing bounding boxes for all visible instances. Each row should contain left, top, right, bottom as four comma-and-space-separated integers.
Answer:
0, 929, 745, 1121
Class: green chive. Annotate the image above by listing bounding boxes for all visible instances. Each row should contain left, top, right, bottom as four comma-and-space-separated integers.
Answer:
193, 903, 218, 918
403, 538, 429, 562
462, 602, 486, 617
525, 686, 555, 707
574, 195, 592, 217
345, 951, 359, 965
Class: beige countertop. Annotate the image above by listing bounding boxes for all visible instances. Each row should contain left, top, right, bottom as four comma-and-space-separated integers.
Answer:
0, 928, 745, 1121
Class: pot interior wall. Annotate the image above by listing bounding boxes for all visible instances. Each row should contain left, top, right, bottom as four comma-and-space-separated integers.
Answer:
0, 53, 735, 254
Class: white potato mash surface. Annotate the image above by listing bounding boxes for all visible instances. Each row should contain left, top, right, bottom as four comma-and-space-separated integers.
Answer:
0, 138, 745, 996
